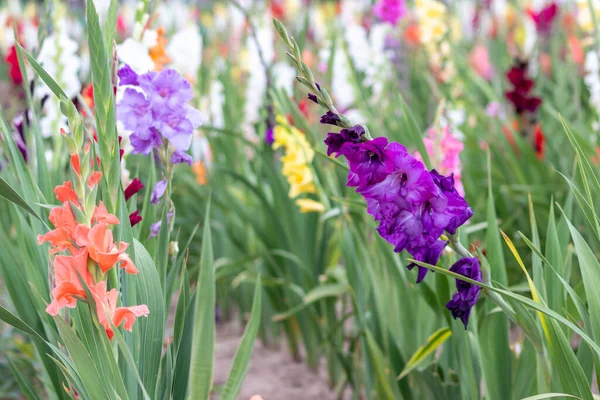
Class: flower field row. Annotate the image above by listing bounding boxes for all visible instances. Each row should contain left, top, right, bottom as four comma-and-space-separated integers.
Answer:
2, 0, 600, 399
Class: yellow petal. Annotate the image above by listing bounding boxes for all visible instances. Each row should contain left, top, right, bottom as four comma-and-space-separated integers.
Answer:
296, 198, 326, 213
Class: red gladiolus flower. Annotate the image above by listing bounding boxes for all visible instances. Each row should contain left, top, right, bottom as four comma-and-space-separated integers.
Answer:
505, 62, 542, 114
534, 124, 545, 160
124, 178, 144, 201
5, 45, 23, 85
129, 210, 142, 227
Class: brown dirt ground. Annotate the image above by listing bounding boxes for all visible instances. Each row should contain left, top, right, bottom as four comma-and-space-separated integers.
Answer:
212, 319, 338, 400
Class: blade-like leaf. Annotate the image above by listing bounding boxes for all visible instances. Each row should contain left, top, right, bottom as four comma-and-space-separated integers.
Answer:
398, 327, 451, 380
221, 275, 262, 400
188, 197, 215, 399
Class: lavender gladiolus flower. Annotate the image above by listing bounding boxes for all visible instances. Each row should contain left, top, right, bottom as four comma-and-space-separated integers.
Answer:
117, 65, 203, 163
446, 257, 482, 328
151, 180, 167, 205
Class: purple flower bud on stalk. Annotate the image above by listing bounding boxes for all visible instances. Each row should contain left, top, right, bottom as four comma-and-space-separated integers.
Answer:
149, 211, 173, 238
151, 180, 167, 205
308, 93, 318, 104
118, 64, 139, 86
446, 257, 482, 328
265, 126, 275, 145
320, 111, 341, 126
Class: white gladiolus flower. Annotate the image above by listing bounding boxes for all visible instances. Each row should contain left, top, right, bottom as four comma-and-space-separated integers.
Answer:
117, 38, 154, 74
168, 25, 203, 79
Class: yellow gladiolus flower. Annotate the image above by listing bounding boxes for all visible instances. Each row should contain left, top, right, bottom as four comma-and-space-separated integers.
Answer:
296, 198, 326, 213
273, 115, 318, 203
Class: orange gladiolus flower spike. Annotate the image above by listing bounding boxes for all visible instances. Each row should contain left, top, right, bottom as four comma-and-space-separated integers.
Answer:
46, 250, 94, 315
54, 181, 79, 204
91, 281, 149, 340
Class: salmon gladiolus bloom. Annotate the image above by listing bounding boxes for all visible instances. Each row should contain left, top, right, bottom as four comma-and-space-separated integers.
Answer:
74, 223, 138, 274
91, 281, 150, 340
92, 201, 120, 225
38, 202, 79, 253
46, 250, 94, 315
54, 181, 79, 205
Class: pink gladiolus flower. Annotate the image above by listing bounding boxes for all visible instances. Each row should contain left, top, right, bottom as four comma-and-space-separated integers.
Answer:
416, 125, 465, 195
468, 44, 494, 81
373, 0, 407, 25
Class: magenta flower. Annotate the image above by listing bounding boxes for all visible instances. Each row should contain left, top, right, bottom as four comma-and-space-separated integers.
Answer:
373, 0, 407, 25
528, 3, 558, 36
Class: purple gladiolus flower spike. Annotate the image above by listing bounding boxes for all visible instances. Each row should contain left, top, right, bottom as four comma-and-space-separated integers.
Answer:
446, 257, 482, 328
151, 180, 168, 205
325, 130, 473, 283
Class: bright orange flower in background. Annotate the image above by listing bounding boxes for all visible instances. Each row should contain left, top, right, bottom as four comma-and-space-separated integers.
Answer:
149, 27, 172, 70
404, 23, 420, 46
46, 250, 94, 315
192, 160, 207, 185
91, 281, 150, 340
568, 34, 584, 67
